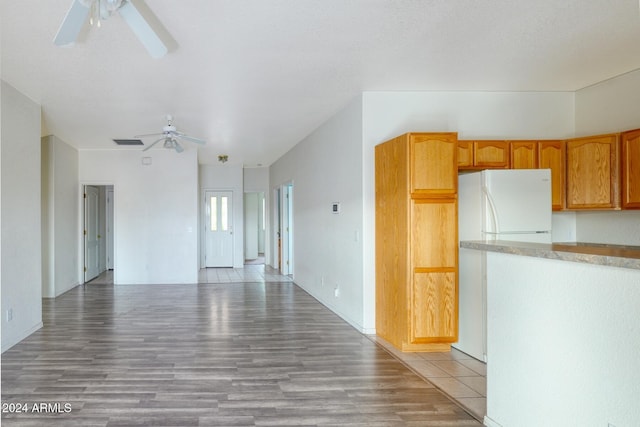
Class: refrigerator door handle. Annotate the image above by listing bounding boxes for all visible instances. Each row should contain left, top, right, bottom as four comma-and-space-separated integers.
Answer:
482, 185, 500, 234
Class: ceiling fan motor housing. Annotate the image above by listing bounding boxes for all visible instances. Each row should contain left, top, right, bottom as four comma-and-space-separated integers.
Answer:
79, 0, 125, 19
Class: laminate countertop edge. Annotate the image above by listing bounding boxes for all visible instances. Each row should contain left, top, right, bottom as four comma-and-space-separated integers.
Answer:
459, 240, 640, 270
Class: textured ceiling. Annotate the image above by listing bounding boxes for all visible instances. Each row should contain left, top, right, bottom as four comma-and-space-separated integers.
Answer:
2, 0, 640, 166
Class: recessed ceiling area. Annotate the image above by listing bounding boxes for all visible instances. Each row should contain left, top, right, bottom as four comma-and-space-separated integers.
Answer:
2, 0, 640, 166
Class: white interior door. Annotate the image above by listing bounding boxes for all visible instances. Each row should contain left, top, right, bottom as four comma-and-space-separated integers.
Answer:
281, 183, 293, 276
258, 192, 266, 254
205, 191, 234, 267
273, 188, 281, 270
84, 185, 101, 281
106, 188, 114, 270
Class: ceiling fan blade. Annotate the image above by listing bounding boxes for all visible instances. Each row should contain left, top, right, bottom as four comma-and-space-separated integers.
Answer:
118, 0, 175, 58
142, 137, 164, 152
174, 141, 184, 153
54, 0, 91, 46
175, 133, 206, 145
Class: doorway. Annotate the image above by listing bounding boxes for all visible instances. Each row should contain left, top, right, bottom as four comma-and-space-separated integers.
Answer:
244, 192, 266, 265
106, 188, 114, 270
204, 190, 234, 267
83, 185, 114, 283
274, 183, 293, 276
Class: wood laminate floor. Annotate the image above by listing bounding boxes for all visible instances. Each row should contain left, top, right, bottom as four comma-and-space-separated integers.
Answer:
2, 276, 480, 426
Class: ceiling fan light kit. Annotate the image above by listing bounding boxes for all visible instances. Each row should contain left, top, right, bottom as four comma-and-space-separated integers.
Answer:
83, 0, 123, 25
54, 0, 175, 58
135, 115, 206, 154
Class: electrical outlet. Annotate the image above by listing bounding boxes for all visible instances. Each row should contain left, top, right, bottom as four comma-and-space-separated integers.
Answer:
7, 308, 13, 322
334, 286, 340, 297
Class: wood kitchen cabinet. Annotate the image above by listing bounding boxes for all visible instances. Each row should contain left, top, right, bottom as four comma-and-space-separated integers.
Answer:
538, 140, 565, 211
376, 132, 458, 352
457, 140, 474, 168
510, 141, 538, 169
566, 133, 621, 210
621, 128, 640, 209
458, 140, 510, 169
474, 140, 510, 168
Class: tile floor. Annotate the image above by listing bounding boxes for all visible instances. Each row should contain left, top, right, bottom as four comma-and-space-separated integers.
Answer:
198, 265, 294, 284
88, 265, 294, 286
370, 337, 487, 421
88, 266, 486, 422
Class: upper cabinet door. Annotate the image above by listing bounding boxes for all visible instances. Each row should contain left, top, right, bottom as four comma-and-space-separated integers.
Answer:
457, 140, 474, 168
510, 141, 538, 169
474, 141, 510, 169
538, 140, 565, 211
621, 129, 640, 209
566, 134, 620, 210
410, 133, 457, 196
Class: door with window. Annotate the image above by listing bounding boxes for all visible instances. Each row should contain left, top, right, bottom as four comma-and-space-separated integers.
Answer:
205, 191, 234, 267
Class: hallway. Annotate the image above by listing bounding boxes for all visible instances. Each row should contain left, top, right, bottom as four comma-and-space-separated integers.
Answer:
1, 278, 480, 426
87, 265, 293, 286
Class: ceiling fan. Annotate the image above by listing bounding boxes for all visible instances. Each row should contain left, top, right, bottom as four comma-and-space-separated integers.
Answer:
54, 0, 173, 58
136, 115, 206, 153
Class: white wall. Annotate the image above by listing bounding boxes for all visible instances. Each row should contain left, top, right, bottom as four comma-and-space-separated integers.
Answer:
573, 69, 640, 245
270, 95, 366, 331
485, 252, 640, 427
551, 211, 577, 242
41, 135, 79, 297
244, 167, 269, 192
574, 210, 640, 246
1, 81, 43, 352
79, 149, 199, 284
575, 69, 640, 136
199, 164, 244, 268
361, 91, 576, 330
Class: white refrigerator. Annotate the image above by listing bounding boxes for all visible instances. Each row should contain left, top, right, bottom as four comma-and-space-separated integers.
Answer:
455, 169, 552, 361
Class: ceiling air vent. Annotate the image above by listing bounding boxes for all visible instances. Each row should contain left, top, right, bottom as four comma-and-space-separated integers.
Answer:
113, 139, 144, 146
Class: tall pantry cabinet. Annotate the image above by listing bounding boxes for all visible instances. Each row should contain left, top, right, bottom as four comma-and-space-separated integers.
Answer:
375, 132, 458, 352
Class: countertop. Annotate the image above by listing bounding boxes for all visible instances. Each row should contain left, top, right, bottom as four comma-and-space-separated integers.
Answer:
459, 240, 640, 270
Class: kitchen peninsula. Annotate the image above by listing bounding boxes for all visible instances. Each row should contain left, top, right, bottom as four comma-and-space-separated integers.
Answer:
461, 240, 640, 269
460, 240, 640, 427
